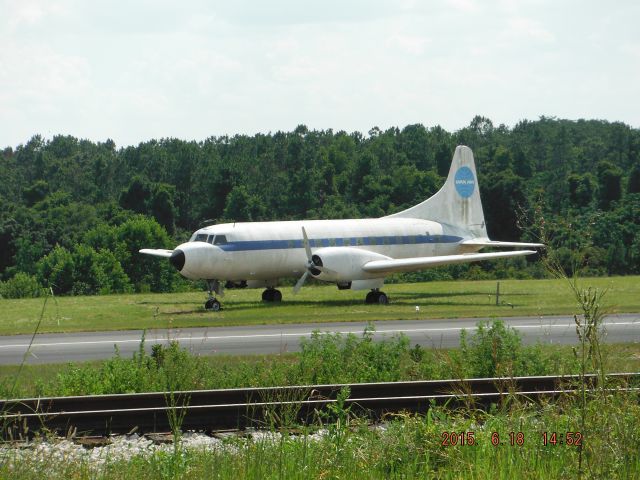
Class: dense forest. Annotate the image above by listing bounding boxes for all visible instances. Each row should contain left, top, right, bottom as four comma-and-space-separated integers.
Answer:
1, 116, 639, 297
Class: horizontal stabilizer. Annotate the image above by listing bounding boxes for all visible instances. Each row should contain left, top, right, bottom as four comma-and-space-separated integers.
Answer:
362, 250, 537, 274
461, 239, 545, 248
139, 249, 174, 258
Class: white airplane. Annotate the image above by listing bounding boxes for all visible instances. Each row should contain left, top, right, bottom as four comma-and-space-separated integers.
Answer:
141, 146, 543, 311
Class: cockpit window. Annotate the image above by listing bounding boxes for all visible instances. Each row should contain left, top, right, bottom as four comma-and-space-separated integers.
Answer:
195, 233, 208, 242
207, 235, 215, 244
214, 235, 227, 245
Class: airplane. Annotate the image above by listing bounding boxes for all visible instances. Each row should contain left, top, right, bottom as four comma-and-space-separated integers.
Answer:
140, 145, 543, 311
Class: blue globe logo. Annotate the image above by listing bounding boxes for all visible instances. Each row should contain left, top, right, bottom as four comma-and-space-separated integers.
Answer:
454, 166, 475, 198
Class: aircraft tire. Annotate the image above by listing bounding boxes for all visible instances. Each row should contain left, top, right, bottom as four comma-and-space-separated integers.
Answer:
377, 292, 389, 305
205, 298, 221, 311
262, 289, 282, 302
365, 291, 377, 304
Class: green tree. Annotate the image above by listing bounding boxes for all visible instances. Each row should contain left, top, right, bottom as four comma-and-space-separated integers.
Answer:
116, 216, 177, 292
150, 184, 177, 235
22, 180, 49, 206
12, 235, 48, 276
70, 244, 131, 295
37, 245, 75, 294
120, 177, 151, 214
481, 170, 526, 241
223, 185, 265, 222
568, 173, 596, 208
597, 161, 622, 209
628, 163, 640, 194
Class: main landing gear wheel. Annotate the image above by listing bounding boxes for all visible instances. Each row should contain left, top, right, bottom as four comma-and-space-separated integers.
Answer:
205, 298, 221, 311
262, 288, 282, 302
365, 290, 388, 305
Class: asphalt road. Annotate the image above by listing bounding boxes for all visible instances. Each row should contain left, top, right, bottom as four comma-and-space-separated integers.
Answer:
0, 314, 639, 365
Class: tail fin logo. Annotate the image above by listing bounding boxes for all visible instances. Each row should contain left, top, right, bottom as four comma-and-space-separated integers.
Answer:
454, 166, 475, 198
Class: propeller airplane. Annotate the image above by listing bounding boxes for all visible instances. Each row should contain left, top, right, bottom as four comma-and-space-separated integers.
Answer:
141, 146, 543, 311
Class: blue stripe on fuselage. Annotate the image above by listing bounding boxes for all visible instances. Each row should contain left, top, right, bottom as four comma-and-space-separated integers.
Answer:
218, 235, 462, 252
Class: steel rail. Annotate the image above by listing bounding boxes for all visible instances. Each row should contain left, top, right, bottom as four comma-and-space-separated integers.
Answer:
1, 373, 638, 438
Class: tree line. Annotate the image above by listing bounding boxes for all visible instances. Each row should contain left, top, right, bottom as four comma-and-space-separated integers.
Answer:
1, 116, 639, 297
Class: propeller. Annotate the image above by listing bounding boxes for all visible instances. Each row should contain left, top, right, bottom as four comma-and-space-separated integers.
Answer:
293, 227, 335, 294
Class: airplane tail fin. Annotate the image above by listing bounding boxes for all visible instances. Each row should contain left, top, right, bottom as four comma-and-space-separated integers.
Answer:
387, 145, 487, 238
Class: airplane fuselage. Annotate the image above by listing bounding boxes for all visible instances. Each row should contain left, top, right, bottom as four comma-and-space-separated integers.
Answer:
175, 218, 470, 283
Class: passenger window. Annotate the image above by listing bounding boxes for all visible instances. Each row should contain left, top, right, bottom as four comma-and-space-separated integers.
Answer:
214, 235, 227, 245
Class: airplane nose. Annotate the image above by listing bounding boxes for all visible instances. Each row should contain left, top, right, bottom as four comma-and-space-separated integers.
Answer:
170, 249, 185, 271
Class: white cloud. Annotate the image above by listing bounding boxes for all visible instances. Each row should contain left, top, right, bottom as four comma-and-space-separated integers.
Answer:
504, 16, 556, 44
388, 34, 431, 55
0, 0, 638, 146
445, 0, 480, 13
1, 0, 71, 30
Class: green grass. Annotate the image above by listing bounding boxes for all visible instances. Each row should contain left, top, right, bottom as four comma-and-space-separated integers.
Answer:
0, 276, 639, 335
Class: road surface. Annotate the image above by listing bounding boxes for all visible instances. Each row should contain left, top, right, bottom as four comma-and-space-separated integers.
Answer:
0, 314, 638, 364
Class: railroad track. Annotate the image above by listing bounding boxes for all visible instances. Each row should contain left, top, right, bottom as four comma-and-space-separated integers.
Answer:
1, 373, 638, 439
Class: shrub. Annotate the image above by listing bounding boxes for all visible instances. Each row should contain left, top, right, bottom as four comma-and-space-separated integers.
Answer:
457, 319, 555, 377
0, 272, 43, 299
297, 325, 411, 384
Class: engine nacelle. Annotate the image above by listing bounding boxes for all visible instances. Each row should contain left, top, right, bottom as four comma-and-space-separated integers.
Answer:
310, 247, 391, 282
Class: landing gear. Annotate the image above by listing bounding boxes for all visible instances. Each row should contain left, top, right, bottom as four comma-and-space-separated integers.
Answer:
365, 289, 389, 305
205, 297, 221, 311
262, 288, 282, 302
204, 280, 223, 311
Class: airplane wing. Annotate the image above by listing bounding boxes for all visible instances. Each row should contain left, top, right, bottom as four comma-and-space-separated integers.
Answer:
362, 250, 537, 274
139, 249, 174, 258
461, 239, 545, 248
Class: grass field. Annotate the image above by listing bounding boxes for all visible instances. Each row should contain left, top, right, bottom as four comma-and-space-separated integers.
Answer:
0, 276, 638, 335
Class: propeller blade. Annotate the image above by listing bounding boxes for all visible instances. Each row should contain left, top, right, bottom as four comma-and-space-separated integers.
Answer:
299, 226, 336, 279
302, 226, 313, 261
293, 270, 309, 294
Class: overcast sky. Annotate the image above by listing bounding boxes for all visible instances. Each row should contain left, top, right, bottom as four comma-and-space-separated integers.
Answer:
1, 0, 639, 148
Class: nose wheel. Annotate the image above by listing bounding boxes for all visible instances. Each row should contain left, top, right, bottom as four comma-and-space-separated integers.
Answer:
365, 289, 388, 305
205, 280, 223, 311
262, 288, 282, 302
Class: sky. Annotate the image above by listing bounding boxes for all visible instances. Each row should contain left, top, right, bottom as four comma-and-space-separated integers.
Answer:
1, 0, 639, 148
